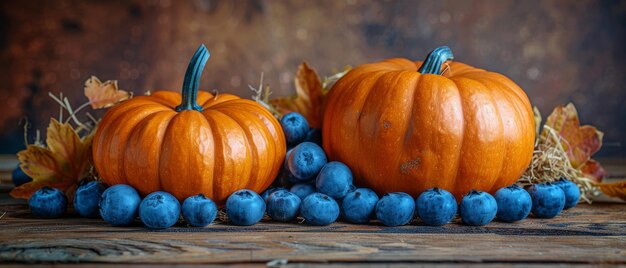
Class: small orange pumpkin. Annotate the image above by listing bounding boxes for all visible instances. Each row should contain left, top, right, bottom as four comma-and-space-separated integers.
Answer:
92, 45, 286, 204
322, 46, 535, 200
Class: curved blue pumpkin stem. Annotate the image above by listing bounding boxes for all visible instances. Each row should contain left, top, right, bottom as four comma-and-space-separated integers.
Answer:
176, 44, 210, 112
418, 46, 454, 75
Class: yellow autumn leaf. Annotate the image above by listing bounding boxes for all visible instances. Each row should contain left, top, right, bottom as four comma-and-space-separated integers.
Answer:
11, 119, 93, 201
84, 76, 131, 109
270, 62, 325, 128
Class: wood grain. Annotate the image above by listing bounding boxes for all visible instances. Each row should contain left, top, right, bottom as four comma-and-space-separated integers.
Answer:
1, 158, 625, 266
0, 194, 624, 266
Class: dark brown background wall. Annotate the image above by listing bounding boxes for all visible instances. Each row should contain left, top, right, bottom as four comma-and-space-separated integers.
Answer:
0, 0, 625, 157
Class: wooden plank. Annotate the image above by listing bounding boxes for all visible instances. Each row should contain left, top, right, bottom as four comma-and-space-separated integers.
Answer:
1, 158, 625, 265
0, 192, 624, 265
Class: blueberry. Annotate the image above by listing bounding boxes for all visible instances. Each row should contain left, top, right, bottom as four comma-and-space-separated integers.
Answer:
348, 184, 357, 192
275, 168, 297, 188
182, 194, 218, 227
12, 165, 32, 187
273, 148, 300, 187
290, 183, 316, 200
278, 148, 301, 188
301, 193, 340, 226
139, 191, 181, 229
495, 184, 532, 223
304, 128, 322, 146
555, 178, 580, 209
460, 190, 497, 226
29, 187, 67, 218
74, 180, 106, 218
415, 188, 457, 226
341, 188, 379, 224
261, 187, 288, 203
288, 142, 327, 181
99, 184, 141, 226
315, 162, 353, 199
226, 189, 266, 226
375, 192, 415, 227
280, 112, 309, 145
527, 183, 565, 218
267, 190, 301, 222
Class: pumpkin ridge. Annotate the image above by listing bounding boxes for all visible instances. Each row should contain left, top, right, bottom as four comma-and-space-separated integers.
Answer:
97, 104, 170, 186
101, 98, 170, 118
346, 70, 391, 188
470, 74, 535, 191
124, 110, 176, 196
394, 71, 421, 189
409, 74, 433, 194
196, 91, 215, 105
449, 76, 473, 199
406, 74, 463, 195
255, 100, 287, 190
197, 112, 217, 200
223, 99, 286, 146
200, 93, 241, 109
158, 111, 215, 201
199, 110, 223, 201
480, 80, 525, 192
448, 64, 486, 78
473, 77, 508, 194
446, 80, 465, 194
324, 67, 378, 160
214, 105, 267, 194
401, 73, 422, 149
450, 76, 506, 198
234, 100, 286, 191
147, 91, 184, 108
460, 72, 529, 109
152, 111, 177, 194
359, 70, 419, 192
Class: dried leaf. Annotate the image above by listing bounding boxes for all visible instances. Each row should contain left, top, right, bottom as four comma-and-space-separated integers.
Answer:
533, 106, 542, 137
579, 159, 607, 183
11, 119, 93, 201
542, 103, 603, 169
269, 63, 325, 128
84, 76, 131, 109
597, 181, 626, 201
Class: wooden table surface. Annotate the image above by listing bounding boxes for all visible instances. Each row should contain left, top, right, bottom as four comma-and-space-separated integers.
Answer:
0, 158, 625, 267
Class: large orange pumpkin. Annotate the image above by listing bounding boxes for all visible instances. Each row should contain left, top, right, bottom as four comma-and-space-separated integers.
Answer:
322, 46, 535, 200
92, 45, 286, 204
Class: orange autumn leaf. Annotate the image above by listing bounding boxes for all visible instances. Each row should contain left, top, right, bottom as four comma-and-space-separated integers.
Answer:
579, 159, 607, 183
597, 181, 626, 201
84, 76, 131, 109
270, 62, 325, 128
542, 103, 603, 169
11, 119, 93, 201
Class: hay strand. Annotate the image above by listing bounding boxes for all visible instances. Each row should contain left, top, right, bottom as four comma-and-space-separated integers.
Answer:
518, 125, 598, 203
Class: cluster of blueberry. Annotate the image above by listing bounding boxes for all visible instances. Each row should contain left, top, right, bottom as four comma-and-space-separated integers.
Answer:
22, 111, 581, 229
255, 112, 582, 227
27, 181, 220, 228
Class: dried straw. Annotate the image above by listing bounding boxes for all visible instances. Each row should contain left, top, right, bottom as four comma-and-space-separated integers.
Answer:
518, 125, 599, 203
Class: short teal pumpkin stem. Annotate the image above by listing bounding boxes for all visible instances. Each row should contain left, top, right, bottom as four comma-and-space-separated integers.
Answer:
176, 44, 210, 112
418, 46, 454, 75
